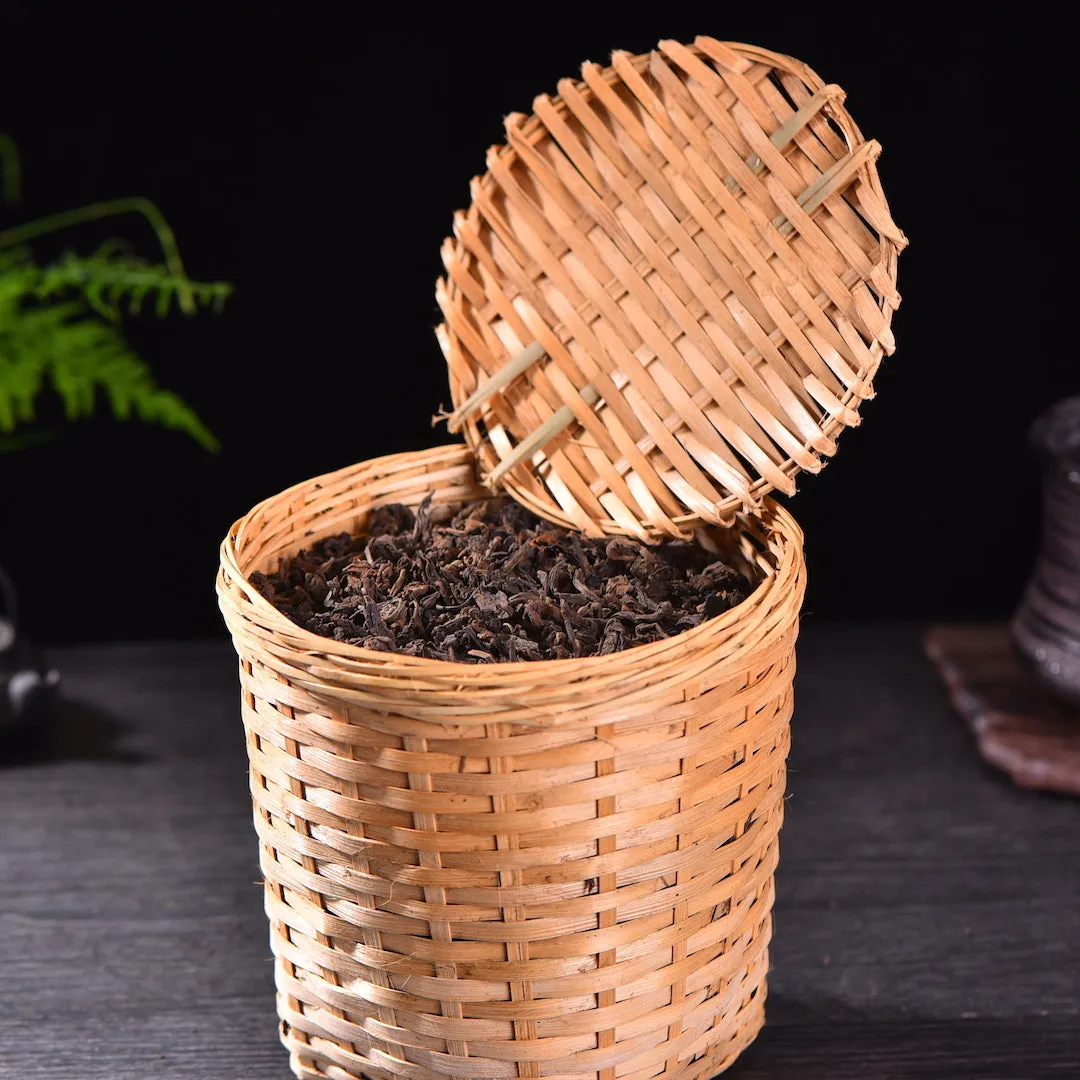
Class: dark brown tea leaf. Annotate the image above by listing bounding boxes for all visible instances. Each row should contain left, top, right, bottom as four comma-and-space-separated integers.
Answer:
252, 497, 751, 663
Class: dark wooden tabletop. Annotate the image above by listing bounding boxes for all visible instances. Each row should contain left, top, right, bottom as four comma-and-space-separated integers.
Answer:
1, 623, 1077, 1080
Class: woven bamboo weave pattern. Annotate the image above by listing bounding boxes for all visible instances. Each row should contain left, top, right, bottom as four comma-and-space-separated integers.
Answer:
217, 444, 805, 1080
438, 38, 906, 539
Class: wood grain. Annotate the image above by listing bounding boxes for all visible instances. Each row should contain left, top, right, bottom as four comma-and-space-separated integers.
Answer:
0, 626, 1077, 1079
0, 643, 280, 1080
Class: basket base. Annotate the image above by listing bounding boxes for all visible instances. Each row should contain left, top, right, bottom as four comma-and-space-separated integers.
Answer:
282, 998, 764, 1080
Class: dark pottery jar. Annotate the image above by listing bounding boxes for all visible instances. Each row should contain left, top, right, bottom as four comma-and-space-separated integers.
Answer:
1012, 397, 1080, 707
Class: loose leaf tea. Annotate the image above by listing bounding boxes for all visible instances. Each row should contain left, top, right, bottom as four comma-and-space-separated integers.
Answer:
252, 497, 751, 663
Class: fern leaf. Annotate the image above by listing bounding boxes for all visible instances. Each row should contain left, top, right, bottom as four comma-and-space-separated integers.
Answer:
35, 251, 232, 320
0, 299, 219, 450
0, 150, 230, 452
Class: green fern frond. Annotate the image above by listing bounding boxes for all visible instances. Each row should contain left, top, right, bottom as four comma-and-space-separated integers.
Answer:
0, 136, 230, 453
36, 251, 232, 320
0, 298, 219, 450
0, 247, 37, 302
0, 195, 194, 301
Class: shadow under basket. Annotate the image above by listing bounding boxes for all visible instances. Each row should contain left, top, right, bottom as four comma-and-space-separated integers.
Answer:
217, 443, 805, 1080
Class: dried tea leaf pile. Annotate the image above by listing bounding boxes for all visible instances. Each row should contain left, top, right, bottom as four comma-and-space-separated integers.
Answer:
252, 497, 751, 663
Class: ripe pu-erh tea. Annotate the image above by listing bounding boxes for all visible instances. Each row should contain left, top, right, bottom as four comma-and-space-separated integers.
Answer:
252, 495, 750, 662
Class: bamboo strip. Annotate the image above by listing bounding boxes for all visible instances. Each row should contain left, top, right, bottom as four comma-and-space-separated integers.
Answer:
486, 384, 601, 487
446, 341, 546, 432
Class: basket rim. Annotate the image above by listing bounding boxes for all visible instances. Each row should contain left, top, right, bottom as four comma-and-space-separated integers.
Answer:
218, 443, 804, 678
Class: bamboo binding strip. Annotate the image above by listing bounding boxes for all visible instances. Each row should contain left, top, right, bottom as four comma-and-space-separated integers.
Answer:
438, 37, 906, 540
217, 444, 805, 1080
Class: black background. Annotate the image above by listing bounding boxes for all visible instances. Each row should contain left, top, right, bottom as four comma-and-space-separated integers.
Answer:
1, 2, 1075, 644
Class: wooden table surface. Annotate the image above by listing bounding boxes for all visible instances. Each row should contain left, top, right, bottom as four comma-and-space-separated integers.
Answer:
1, 624, 1077, 1079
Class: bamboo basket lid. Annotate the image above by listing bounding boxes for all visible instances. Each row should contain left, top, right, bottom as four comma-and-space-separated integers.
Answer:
437, 36, 907, 539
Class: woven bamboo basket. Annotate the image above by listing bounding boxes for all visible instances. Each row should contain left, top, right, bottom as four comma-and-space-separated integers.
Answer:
218, 444, 803, 1080
217, 35, 902, 1080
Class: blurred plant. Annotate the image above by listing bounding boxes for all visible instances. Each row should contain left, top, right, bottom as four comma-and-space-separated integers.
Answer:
0, 134, 230, 452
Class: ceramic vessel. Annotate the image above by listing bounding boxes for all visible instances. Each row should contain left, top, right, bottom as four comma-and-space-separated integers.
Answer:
1012, 397, 1080, 707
